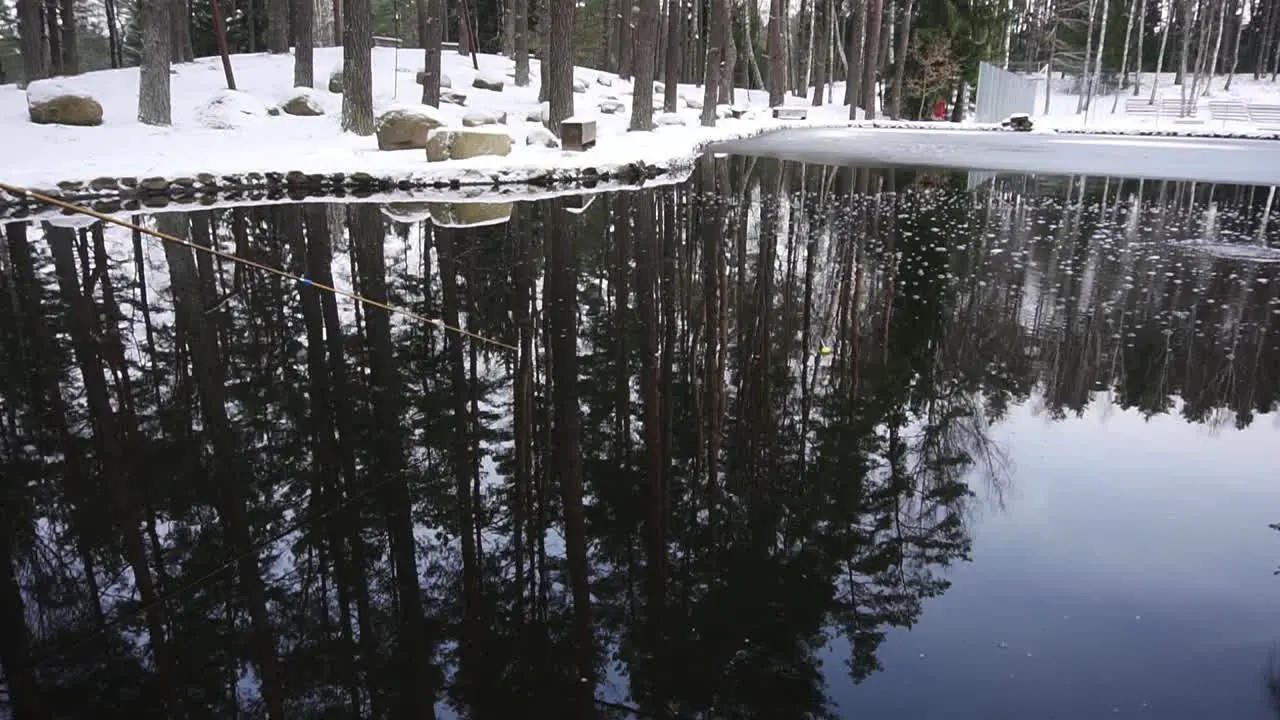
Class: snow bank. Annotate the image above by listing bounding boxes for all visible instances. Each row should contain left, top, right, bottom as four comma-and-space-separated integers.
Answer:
197, 89, 276, 130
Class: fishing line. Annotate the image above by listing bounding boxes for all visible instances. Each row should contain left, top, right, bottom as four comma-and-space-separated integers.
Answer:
0, 181, 516, 351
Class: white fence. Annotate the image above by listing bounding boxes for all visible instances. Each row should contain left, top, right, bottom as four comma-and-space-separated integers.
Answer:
975, 62, 1039, 123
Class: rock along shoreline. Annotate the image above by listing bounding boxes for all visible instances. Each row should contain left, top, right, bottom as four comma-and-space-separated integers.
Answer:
0, 162, 669, 221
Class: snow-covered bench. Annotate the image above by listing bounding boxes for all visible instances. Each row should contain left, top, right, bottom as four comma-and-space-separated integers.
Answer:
772, 106, 808, 120
1124, 97, 1199, 118
1209, 100, 1251, 123
1249, 104, 1280, 126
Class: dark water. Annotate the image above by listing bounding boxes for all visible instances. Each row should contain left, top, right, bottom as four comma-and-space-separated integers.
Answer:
2, 158, 1280, 720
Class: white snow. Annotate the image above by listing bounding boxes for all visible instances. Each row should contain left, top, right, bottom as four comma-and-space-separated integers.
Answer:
25, 77, 98, 105
0, 46, 860, 189
10, 54, 1280, 193
196, 89, 276, 130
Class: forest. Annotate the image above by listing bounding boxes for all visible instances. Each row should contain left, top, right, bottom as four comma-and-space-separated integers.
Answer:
4, 0, 1280, 125
1, 159, 1278, 718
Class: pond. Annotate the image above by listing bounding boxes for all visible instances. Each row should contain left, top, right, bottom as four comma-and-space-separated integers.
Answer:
2, 157, 1279, 719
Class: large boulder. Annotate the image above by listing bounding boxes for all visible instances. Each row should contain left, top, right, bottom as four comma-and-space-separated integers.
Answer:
425, 128, 513, 161
428, 202, 513, 228
375, 105, 446, 151
281, 88, 325, 116
27, 79, 103, 126
472, 73, 505, 91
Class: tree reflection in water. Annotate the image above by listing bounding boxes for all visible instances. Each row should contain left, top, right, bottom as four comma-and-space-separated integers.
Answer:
1, 159, 1278, 719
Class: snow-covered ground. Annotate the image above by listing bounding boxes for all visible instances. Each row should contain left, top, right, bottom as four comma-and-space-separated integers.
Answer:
1032, 71, 1280, 135
7, 51, 1280, 195
0, 46, 861, 190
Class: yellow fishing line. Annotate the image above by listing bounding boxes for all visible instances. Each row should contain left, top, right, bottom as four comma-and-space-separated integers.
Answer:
0, 182, 516, 351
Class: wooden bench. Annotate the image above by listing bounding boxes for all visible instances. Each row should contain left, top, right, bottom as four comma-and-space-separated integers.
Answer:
1209, 100, 1251, 123
1125, 97, 1200, 118
1249, 104, 1280, 125
772, 106, 808, 120
1125, 98, 1160, 115
560, 118, 596, 151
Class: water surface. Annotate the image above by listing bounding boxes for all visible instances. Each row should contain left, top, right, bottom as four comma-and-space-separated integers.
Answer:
1, 159, 1279, 719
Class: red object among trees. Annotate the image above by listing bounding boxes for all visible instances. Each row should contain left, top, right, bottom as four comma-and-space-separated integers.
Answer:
933, 98, 947, 120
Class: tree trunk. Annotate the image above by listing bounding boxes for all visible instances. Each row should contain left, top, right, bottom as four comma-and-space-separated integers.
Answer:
349, 205, 439, 719
341, 0, 374, 134
1149, 3, 1169, 102
1225, 0, 1244, 89
630, 0, 658, 128
766, 0, 787, 105
158, 214, 289, 720
1205, 0, 1227, 92
547, 198, 596, 720
295, 0, 316, 86
1177, 0, 1193, 107
1114, 0, 1138, 111
546, 0, 576, 133
1078, 0, 1098, 112
137, 0, 173, 125
701, 0, 730, 124
889, 0, 912, 117
334, 0, 344, 44
45, 0, 62, 75
269, 0, 290, 51
170, 0, 194, 62
663, 0, 682, 111
1086, 0, 1110, 111
59, 0, 78, 72
1133, 0, 1147, 94
0, 546, 46, 720
514, 0, 530, 84
620, 0, 634, 79
15, 0, 47, 87
810, 0, 829, 105
860, 0, 882, 118
846, 0, 865, 111
422, 0, 444, 103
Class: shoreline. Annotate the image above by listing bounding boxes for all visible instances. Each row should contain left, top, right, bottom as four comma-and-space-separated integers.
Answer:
6, 120, 1280, 219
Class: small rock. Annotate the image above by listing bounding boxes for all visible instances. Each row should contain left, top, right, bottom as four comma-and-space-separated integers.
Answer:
472, 73, 505, 91
655, 112, 686, 126
285, 171, 310, 186
573, 78, 589, 93
462, 110, 501, 127
267, 106, 281, 116
596, 74, 613, 86
57, 180, 84, 192
440, 89, 468, 105
599, 100, 625, 114
683, 95, 703, 109
221, 174, 243, 186
328, 70, 343, 93
196, 173, 217, 186
119, 177, 138, 188
282, 89, 325, 116
654, 81, 665, 93
525, 124, 559, 149
89, 177, 119, 191
140, 177, 170, 193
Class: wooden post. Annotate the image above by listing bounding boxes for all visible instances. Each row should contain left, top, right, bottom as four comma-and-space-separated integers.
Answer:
210, 0, 237, 90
